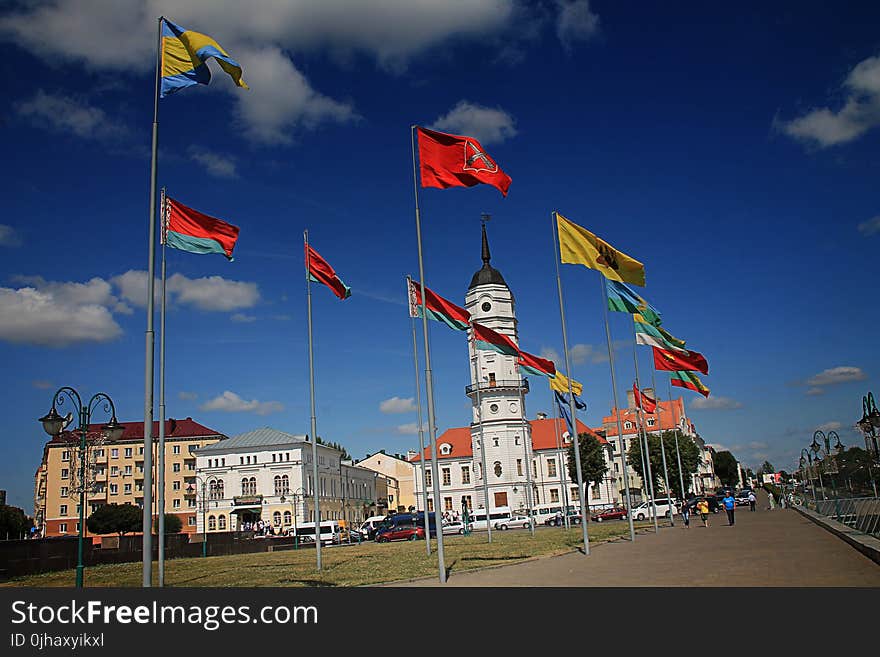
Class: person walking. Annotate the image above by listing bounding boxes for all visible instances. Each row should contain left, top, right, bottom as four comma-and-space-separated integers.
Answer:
681, 501, 690, 529
767, 491, 776, 510
748, 491, 756, 512
697, 498, 709, 527
723, 491, 736, 526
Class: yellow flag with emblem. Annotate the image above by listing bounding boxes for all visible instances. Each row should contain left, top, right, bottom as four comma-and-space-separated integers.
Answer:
555, 212, 646, 287
549, 369, 583, 397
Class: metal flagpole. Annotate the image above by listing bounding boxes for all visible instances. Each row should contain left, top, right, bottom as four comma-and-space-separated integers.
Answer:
668, 379, 687, 498
142, 16, 163, 587
600, 277, 636, 542
158, 188, 168, 585
469, 323, 492, 543
630, 321, 658, 531
407, 277, 431, 555
551, 212, 590, 554
410, 126, 446, 583
651, 368, 674, 526
304, 230, 322, 571
551, 389, 571, 530
518, 382, 535, 536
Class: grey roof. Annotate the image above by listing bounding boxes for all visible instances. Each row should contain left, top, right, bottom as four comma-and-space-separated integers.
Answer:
196, 427, 307, 453
469, 222, 507, 290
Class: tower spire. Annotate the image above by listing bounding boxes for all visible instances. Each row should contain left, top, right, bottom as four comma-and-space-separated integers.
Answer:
469, 213, 507, 290
481, 213, 491, 267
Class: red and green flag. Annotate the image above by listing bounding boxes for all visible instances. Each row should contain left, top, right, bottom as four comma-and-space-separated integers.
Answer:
163, 195, 239, 260
306, 244, 350, 300
670, 370, 710, 397
407, 277, 470, 331
472, 322, 518, 356
653, 346, 709, 375
518, 350, 556, 378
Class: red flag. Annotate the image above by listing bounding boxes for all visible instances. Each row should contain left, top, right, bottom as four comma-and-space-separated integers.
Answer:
305, 244, 351, 300
407, 278, 470, 330
416, 127, 511, 197
633, 383, 657, 413
652, 346, 709, 375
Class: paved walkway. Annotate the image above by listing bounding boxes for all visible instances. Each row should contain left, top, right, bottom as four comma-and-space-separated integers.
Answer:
394, 495, 880, 587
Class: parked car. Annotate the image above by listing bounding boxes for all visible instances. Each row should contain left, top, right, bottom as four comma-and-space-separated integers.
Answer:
591, 507, 627, 522
494, 515, 533, 530
684, 496, 719, 514
442, 521, 465, 535
545, 512, 582, 526
735, 492, 751, 506
631, 498, 678, 521
375, 524, 425, 542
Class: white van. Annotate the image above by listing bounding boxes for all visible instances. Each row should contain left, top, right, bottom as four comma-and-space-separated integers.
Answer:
359, 515, 388, 540
530, 503, 577, 526
294, 520, 342, 545
466, 506, 512, 531
631, 498, 678, 521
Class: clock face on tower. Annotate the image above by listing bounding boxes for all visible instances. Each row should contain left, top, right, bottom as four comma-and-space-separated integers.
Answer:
481, 302, 491, 312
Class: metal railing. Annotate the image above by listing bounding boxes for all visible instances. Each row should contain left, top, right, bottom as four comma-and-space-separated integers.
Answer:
465, 379, 529, 395
810, 497, 880, 538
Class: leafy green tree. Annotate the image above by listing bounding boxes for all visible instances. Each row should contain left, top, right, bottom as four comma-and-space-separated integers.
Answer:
566, 432, 609, 513
760, 461, 776, 475
713, 451, 739, 486
153, 513, 182, 534
627, 430, 700, 499
0, 504, 31, 540
832, 447, 876, 494
86, 503, 142, 536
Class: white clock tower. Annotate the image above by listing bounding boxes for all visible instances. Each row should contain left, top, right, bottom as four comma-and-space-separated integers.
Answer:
465, 221, 534, 513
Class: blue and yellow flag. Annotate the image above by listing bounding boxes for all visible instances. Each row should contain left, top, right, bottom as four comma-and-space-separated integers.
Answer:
161, 18, 248, 98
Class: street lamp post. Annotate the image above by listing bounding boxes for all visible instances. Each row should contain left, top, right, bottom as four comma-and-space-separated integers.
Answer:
858, 392, 880, 497
812, 430, 843, 499
282, 487, 307, 548
800, 449, 817, 503
192, 475, 221, 558
38, 387, 125, 588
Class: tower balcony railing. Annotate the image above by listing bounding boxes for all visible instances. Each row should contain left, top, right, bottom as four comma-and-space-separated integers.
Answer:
465, 379, 529, 396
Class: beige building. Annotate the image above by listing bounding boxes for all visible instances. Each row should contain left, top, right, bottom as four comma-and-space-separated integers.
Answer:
33, 417, 226, 538
354, 452, 416, 512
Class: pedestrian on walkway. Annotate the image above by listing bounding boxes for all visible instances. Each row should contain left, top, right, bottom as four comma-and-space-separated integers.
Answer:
723, 491, 736, 526
748, 491, 756, 512
767, 491, 776, 511
681, 502, 690, 529
697, 498, 709, 527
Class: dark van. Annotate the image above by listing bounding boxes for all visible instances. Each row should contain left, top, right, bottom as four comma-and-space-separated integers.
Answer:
376, 512, 438, 539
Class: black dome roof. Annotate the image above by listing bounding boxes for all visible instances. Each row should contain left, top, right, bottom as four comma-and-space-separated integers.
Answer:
468, 223, 507, 290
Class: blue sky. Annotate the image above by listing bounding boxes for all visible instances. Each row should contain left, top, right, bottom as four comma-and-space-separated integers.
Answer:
2, 1, 879, 510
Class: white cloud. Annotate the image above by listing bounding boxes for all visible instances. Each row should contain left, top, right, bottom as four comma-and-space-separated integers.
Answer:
805, 387, 824, 396
780, 54, 880, 148
32, 380, 54, 390
16, 90, 128, 141
0, 279, 123, 347
540, 347, 561, 364
555, 0, 600, 52
188, 146, 238, 179
816, 421, 842, 432
200, 391, 283, 415
380, 396, 417, 414
858, 216, 880, 236
0, 225, 22, 247
540, 343, 617, 367
178, 391, 199, 401
806, 366, 867, 387
691, 396, 743, 410
430, 100, 517, 145
111, 270, 260, 312
230, 313, 257, 323
396, 422, 427, 435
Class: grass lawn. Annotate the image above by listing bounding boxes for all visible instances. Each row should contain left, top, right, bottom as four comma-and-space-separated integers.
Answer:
1, 522, 656, 587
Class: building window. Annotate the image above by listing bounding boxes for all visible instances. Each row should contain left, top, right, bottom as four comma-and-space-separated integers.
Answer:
274, 475, 283, 496
442, 468, 451, 486
283, 511, 292, 525
548, 459, 557, 477
111, 449, 118, 459
124, 484, 132, 494
125, 465, 132, 475
425, 470, 432, 488
59, 504, 68, 515
517, 459, 523, 476
614, 463, 620, 473
172, 498, 180, 508
493, 437, 500, 447
282, 475, 289, 495
273, 511, 282, 526
550, 489, 559, 503
461, 495, 472, 510
624, 422, 632, 430
647, 419, 655, 427
173, 445, 181, 454
59, 523, 67, 533
591, 484, 601, 500
221, 458, 225, 466
61, 469, 69, 479
124, 448, 132, 458
173, 463, 181, 473
571, 487, 580, 501
427, 499, 434, 512
110, 484, 118, 495
493, 462, 502, 477
60, 486, 68, 497
461, 466, 470, 484
208, 515, 216, 531
173, 481, 181, 491
444, 497, 453, 511
61, 450, 70, 461
110, 466, 118, 476
188, 516, 197, 527
139, 447, 144, 455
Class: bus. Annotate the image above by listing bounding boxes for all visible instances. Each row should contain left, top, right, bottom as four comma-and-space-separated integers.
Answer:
466, 506, 512, 531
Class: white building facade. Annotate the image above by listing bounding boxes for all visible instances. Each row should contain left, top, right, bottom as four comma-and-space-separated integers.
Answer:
193, 428, 376, 534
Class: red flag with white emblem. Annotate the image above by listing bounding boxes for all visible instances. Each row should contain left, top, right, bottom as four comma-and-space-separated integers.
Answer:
416, 127, 512, 197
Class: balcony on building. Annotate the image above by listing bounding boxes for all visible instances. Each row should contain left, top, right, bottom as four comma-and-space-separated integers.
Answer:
465, 378, 529, 397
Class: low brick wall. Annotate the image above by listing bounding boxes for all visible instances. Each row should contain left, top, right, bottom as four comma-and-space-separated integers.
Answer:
0, 532, 304, 581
